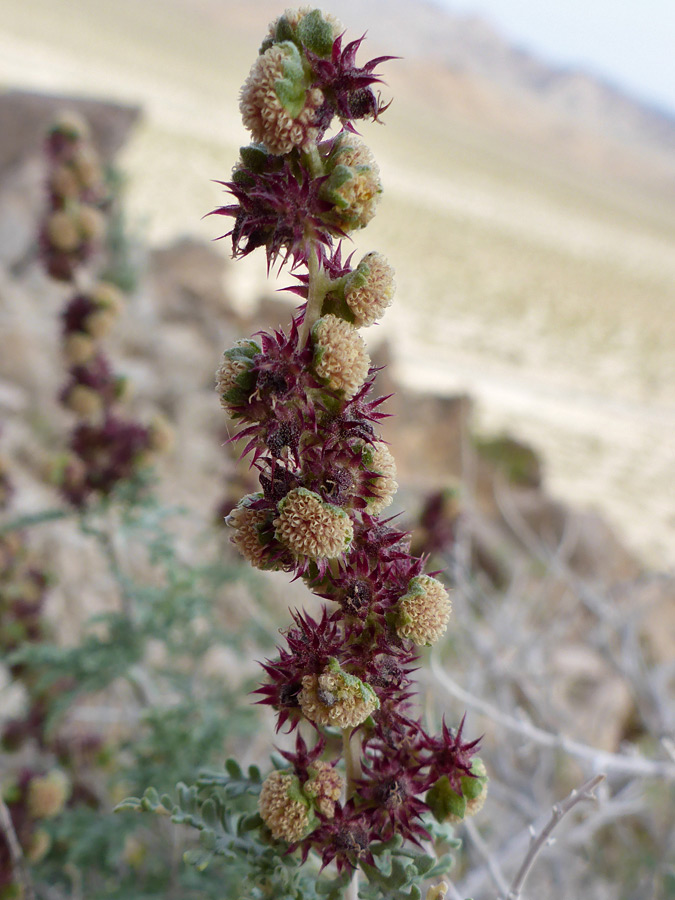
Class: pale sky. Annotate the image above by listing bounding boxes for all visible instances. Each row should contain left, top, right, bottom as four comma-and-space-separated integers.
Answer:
438, 0, 675, 115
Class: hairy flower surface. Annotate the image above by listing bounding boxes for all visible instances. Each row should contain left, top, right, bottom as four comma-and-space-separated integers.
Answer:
396, 575, 451, 646
345, 252, 395, 326
322, 136, 382, 231
265, 7, 343, 47
362, 441, 397, 514
300, 658, 379, 728
216, 339, 260, 410
313, 314, 370, 399
228, 494, 272, 569
259, 769, 315, 842
275, 487, 353, 559
240, 42, 324, 155
303, 760, 342, 817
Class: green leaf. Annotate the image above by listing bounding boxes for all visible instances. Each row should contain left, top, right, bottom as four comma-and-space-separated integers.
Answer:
426, 776, 466, 823
201, 798, 218, 828
225, 758, 243, 779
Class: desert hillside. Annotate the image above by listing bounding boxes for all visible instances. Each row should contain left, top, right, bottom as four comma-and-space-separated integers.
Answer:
0, 0, 674, 565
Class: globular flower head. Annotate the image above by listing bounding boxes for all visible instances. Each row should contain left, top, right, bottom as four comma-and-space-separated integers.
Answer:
321, 134, 381, 231
426, 757, 488, 825
62, 383, 104, 418
299, 657, 379, 728
312, 314, 370, 399
216, 339, 261, 411
240, 41, 325, 155
63, 332, 96, 365
27, 770, 70, 820
261, 10, 393, 135
259, 769, 316, 842
396, 574, 451, 646
361, 441, 397, 515
344, 252, 395, 327
41, 204, 106, 282
303, 760, 342, 818
227, 493, 275, 570
274, 487, 353, 559
46, 209, 81, 252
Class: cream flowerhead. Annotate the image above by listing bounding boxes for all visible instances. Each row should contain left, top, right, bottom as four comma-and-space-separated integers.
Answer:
240, 41, 324, 155
215, 339, 260, 411
27, 771, 71, 820
345, 252, 395, 327
299, 658, 379, 728
396, 574, 451, 646
303, 761, 342, 818
228, 494, 271, 570
274, 487, 353, 559
321, 135, 382, 231
258, 769, 315, 842
312, 314, 370, 399
362, 441, 398, 515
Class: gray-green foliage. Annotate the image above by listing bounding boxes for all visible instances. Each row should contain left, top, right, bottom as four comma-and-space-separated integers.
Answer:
116, 761, 461, 900
5, 481, 272, 897
116, 760, 352, 900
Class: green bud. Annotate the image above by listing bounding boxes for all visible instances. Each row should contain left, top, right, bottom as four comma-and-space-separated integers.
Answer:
297, 9, 335, 57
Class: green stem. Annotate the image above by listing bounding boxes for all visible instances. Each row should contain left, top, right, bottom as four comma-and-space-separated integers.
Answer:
298, 246, 330, 348
342, 728, 361, 900
303, 144, 324, 179
0, 508, 72, 535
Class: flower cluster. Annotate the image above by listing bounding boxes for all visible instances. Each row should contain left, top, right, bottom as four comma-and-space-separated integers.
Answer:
40, 112, 108, 282
39, 113, 172, 506
0, 767, 71, 891
0, 441, 50, 685
216, 8, 487, 877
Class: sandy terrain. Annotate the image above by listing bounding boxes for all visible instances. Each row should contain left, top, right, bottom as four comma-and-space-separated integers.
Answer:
1, 0, 674, 566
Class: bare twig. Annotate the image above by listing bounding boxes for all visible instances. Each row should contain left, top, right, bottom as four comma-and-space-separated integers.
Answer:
0, 794, 35, 900
463, 817, 510, 896
429, 654, 675, 780
506, 774, 605, 899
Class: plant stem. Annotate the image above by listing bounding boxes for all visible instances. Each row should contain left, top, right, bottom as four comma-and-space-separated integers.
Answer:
298, 246, 325, 349
0, 795, 35, 900
0, 508, 72, 535
506, 774, 605, 899
342, 728, 361, 900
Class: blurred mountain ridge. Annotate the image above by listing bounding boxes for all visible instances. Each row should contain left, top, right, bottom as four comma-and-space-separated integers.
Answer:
185, 0, 675, 181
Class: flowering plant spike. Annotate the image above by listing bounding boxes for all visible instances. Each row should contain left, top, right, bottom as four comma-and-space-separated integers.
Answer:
214, 8, 486, 893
